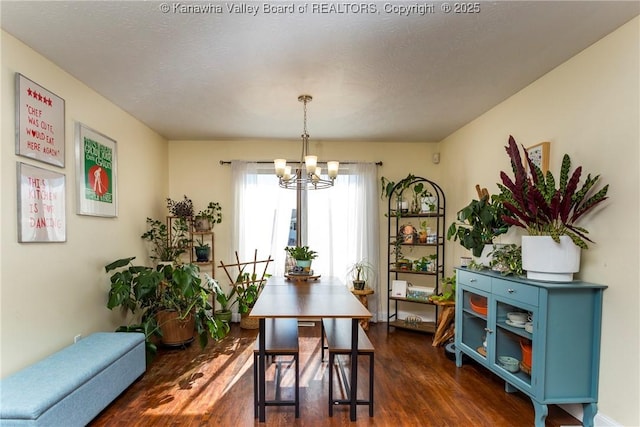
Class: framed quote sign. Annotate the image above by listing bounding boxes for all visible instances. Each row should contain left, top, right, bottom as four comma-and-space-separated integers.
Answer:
17, 162, 66, 243
15, 73, 65, 167
75, 123, 118, 217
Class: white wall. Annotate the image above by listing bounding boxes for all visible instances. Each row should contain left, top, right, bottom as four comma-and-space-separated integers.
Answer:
438, 17, 639, 426
0, 31, 169, 376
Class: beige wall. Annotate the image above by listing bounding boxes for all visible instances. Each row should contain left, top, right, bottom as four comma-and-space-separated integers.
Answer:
168, 139, 440, 319
0, 31, 169, 376
438, 17, 639, 426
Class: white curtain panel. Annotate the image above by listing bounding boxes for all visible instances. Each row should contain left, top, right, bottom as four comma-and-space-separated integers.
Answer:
232, 161, 380, 321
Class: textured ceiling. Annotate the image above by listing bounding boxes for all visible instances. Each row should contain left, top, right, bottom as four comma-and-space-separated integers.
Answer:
2, 1, 638, 142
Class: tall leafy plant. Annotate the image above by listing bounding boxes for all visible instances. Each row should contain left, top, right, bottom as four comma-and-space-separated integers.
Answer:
497, 135, 609, 249
447, 194, 510, 257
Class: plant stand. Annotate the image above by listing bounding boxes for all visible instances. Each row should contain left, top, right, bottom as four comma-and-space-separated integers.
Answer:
431, 300, 455, 347
350, 288, 374, 331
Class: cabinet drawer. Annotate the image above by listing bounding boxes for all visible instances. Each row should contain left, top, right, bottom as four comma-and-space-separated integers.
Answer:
457, 269, 491, 292
493, 279, 539, 306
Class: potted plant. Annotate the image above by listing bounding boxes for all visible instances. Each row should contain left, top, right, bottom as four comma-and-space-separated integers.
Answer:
194, 201, 222, 232
105, 257, 229, 358
429, 275, 456, 303
193, 236, 210, 263
380, 173, 416, 214
497, 135, 609, 281
141, 217, 191, 263
284, 245, 318, 272
210, 277, 235, 323
446, 190, 511, 264
410, 182, 435, 213
488, 244, 523, 276
166, 195, 194, 220
347, 260, 375, 290
413, 254, 437, 272
234, 271, 267, 329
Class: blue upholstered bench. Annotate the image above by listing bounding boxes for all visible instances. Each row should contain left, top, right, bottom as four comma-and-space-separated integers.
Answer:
0, 332, 146, 426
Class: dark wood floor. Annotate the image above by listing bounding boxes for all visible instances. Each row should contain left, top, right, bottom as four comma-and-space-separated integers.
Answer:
90, 323, 580, 426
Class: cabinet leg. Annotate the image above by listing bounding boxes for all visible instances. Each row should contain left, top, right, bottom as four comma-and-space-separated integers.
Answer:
531, 400, 548, 427
454, 349, 462, 367
582, 403, 597, 427
504, 382, 518, 393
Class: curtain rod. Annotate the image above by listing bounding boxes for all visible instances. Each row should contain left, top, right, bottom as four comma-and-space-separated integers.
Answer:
219, 160, 383, 166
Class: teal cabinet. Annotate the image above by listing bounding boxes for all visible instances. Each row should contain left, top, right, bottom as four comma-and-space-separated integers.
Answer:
454, 268, 606, 427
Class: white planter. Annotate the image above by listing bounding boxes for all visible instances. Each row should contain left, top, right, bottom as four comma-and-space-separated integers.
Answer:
522, 235, 581, 282
421, 196, 437, 213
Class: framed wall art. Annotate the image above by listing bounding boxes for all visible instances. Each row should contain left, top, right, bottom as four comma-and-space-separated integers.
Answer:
15, 73, 65, 167
75, 123, 118, 217
17, 162, 66, 243
526, 141, 550, 173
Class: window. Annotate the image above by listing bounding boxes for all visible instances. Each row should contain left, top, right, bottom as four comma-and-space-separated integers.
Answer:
231, 162, 379, 320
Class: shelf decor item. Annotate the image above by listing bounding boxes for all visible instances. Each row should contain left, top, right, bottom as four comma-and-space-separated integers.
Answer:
497, 135, 609, 281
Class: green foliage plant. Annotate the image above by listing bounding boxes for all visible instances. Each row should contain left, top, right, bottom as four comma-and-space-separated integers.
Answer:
430, 275, 456, 302
489, 244, 523, 276
105, 258, 229, 360
196, 201, 222, 226
234, 271, 269, 314
497, 135, 609, 249
284, 245, 318, 261
446, 194, 510, 257
141, 217, 191, 262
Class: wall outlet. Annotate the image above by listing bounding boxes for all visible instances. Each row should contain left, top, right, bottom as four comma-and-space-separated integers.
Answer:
74, 334, 82, 343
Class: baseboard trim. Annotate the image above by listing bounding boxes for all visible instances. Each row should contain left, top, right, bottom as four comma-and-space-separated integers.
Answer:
560, 403, 621, 427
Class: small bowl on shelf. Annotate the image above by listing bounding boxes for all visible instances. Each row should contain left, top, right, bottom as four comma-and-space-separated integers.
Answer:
507, 312, 528, 323
469, 295, 488, 315
498, 356, 520, 373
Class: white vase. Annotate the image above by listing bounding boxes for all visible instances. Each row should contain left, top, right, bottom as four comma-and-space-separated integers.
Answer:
522, 235, 581, 282
421, 196, 437, 213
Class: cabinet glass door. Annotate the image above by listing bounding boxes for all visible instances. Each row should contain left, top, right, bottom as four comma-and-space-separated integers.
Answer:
459, 288, 489, 360
494, 298, 534, 391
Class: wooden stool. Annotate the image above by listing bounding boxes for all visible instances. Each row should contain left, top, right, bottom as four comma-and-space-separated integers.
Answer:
350, 288, 374, 331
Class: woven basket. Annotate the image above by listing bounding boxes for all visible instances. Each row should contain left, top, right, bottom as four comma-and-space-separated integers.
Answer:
240, 312, 259, 330
157, 310, 195, 345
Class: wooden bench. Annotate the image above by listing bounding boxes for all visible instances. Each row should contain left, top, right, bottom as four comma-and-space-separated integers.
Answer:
253, 318, 300, 418
321, 318, 374, 417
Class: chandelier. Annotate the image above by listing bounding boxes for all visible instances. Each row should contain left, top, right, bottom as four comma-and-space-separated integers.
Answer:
274, 95, 339, 189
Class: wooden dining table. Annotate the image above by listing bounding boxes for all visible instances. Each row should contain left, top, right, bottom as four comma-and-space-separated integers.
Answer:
249, 276, 372, 422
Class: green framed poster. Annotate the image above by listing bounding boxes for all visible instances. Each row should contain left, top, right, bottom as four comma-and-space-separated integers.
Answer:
75, 123, 118, 217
